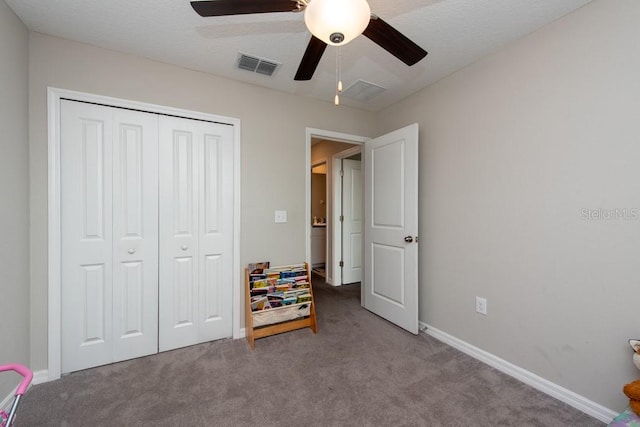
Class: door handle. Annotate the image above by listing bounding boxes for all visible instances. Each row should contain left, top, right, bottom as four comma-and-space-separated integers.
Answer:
404, 236, 413, 243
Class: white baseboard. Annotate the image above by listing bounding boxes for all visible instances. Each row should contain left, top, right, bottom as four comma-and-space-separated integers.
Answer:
32, 369, 49, 385
421, 322, 618, 424
238, 328, 246, 339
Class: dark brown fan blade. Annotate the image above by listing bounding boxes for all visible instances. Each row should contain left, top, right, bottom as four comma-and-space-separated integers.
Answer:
191, 0, 300, 17
363, 16, 427, 66
294, 36, 327, 81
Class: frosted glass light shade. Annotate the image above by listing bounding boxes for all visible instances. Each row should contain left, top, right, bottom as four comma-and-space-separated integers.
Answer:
304, 0, 371, 46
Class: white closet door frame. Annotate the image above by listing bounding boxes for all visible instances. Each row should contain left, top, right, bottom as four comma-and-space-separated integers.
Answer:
47, 88, 242, 381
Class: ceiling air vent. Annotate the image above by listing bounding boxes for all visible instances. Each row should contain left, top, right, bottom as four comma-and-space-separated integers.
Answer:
236, 53, 280, 77
341, 79, 387, 101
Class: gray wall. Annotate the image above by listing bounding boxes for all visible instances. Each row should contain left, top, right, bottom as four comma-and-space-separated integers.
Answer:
376, 0, 639, 411
28, 33, 376, 371
0, 0, 30, 397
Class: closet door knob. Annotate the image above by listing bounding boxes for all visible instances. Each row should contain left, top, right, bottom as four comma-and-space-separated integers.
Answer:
128, 248, 135, 254
181, 245, 188, 251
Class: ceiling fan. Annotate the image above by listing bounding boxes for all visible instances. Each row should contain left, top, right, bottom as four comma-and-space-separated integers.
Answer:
191, 0, 428, 81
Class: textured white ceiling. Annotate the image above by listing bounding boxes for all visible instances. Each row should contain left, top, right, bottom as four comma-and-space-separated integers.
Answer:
6, 0, 593, 111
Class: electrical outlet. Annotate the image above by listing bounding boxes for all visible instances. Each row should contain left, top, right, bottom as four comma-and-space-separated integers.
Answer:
274, 210, 287, 223
475, 297, 487, 315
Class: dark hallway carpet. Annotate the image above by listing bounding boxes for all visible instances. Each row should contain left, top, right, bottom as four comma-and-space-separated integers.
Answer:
17, 276, 603, 426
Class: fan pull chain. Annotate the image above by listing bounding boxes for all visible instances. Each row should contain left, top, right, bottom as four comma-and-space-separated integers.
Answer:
338, 46, 343, 93
335, 46, 342, 106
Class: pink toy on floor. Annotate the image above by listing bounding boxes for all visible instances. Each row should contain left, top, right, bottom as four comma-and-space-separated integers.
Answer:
0, 364, 33, 427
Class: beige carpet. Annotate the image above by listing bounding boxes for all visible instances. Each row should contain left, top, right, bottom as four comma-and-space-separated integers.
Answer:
17, 275, 603, 426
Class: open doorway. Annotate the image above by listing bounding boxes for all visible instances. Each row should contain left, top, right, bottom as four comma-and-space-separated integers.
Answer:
305, 128, 368, 286
306, 124, 420, 334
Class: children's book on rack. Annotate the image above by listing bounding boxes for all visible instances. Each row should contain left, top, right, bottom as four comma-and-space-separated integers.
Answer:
248, 262, 311, 312
244, 261, 317, 349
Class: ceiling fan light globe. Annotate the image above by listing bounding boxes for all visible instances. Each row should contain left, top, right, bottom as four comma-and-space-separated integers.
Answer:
304, 0, 371, 46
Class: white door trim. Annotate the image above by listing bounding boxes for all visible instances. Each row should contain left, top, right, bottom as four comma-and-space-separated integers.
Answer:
47, 87, 242, 381
305, 128, 368, 285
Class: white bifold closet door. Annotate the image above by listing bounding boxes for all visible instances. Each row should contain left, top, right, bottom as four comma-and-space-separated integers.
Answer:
61, 100, 159, 373
61, 100, 234, 374
158, 116, 234, 352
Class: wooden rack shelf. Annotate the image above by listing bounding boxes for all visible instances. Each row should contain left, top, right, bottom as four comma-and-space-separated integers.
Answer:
245, 262, 317, 349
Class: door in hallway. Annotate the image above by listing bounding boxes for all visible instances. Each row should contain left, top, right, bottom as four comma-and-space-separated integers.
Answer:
341, 158, 362, 284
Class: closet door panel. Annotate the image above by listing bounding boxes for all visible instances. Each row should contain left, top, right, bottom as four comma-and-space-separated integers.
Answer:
112, 109, 159, 361
199, 125, 234, 341
159, 117, 200, 352
80, 265, 107, 343
61, 100, 114, 373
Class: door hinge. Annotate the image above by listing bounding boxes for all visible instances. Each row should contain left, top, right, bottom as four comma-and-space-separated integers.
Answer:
340, 215, 344, 222
340, 169, 344, 177
339, 261, 344, 267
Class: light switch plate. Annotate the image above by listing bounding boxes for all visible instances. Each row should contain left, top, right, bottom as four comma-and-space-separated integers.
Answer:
274, 210, 287, 223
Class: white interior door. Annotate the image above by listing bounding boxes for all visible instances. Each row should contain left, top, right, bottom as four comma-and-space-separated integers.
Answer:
341, 159, 362, 284
197, 122, 235, 342
61, 101, 113, 373
111, 108, 159, 362
61, 100, 159, 373
363, 124, 419, 334
159, 116, 234, 352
